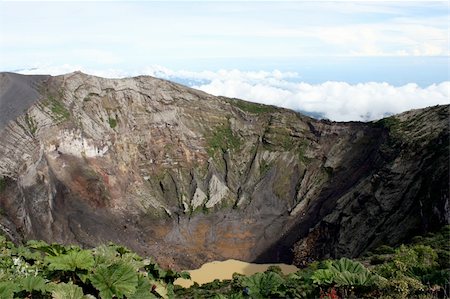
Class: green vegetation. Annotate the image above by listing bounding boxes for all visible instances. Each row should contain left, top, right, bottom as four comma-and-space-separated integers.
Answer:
0, 238, 189, 299
311, 258, 381, 298
374, 116, 409, 144
24, 113, 38, 135
227, 98, 276, 114
263, 127, 294, 151
43, 95, 70, 122
0, 177, 6, 192
262, 127, 312, 163
297, 139, 310, 163
259, 159, 271, 177
206, 121, 241, 156
375, 116, 401, 132
0, 226, 448, 298
108, 117, 118, 129
374, 108, 448, 146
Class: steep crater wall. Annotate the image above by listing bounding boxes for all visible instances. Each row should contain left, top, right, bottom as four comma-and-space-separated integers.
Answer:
0, 72, 448, 269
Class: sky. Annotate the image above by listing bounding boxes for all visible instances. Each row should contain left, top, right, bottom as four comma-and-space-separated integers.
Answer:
0, 1, 448, 121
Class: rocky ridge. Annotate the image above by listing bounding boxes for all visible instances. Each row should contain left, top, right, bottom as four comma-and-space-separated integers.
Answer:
0, 72, 448, 269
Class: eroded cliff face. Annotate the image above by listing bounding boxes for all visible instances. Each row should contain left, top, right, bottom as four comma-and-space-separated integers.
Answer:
0, 72, 448, 269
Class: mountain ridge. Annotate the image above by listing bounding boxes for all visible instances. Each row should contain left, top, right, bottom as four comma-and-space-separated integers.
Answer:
0, 72, 448, 269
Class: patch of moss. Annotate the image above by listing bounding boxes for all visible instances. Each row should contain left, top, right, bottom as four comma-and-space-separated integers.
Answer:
259, 159, 271, 177
297, 140, 311, 163
375, 116, 400, 131
323, 166, 333, 177
190, 204, 209, 215
24, 113, 37, 135
207, 121, 241, 156
221, 197, 235, 210
281, 136, 294, 151
273, 169, 292, 200
374, 116, 411, 147
0, 177, 6, 192
43, 95, 70, 121
228, 98, 276, 114
195, 162, 209, 179
263, 127, 294, 151
108, 117, 118, 129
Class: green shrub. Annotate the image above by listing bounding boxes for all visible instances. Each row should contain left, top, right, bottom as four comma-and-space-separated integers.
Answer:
378, 274, 424, 299
108, 117, 117, 129
370, 255, 388, 265
374, 245, 396, 255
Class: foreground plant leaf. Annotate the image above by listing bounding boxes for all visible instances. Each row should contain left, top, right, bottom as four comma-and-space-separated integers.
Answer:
18, 275, 47, 293
240, 271, 284, 298
27, 240, 67, 257
90, 261, 138, 299
51, 282, 90, 299
330, 258, 365, 274
129, 275, 158, 299
46, 249, 95, 271
0, 282, 17, 299
311, 269, 335, 285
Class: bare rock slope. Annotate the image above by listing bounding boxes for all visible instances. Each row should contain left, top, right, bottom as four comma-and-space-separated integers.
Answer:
0, 72, 448, 269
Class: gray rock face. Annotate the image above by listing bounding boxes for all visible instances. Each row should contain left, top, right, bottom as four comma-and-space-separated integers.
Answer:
0, 72, 448, 269
0, 72, 50, 130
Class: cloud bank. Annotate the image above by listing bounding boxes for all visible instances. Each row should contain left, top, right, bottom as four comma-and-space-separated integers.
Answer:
143, 66, 449, 122
18, 65, 449, 122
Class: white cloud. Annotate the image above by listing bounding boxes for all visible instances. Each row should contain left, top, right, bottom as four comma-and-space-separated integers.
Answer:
142, 66, 299, 83
263, 18, 449, 57
17, 65, 450, 122
174, 69, 448, 122
17, 64, 129, 78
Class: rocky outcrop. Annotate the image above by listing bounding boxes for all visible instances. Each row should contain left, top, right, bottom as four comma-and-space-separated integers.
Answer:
0, 72, 448, 269
272, 106, 449, 265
